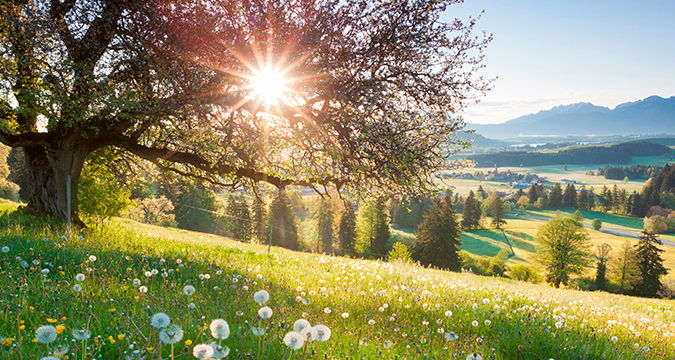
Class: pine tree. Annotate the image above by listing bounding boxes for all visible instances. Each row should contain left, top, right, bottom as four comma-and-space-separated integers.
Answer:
251, 196, 268, 244
412, 196, 462, 271
549, 183, 563, 208
337, 201, 357, 256
563, 184, 577, 209
460, 190, 482, 230
355, 198, 390, 257
527, 184, 541, 203
477, 185, 487, 200
315, 197, 335, 254
488, 193, 507, 229
267, 190, 298, 250
577, 186, 589, 211
600, 185, 612, 212
595, 243, 612, 291
634, 232, 669, 297
236, 196, 252, 242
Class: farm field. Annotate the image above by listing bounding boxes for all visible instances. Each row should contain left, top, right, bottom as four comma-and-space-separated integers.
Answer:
1, 200, 675, 360
442, 153, 673, 197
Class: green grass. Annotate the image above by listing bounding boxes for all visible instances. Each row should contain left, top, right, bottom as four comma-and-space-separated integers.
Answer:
1, 200, 675, 360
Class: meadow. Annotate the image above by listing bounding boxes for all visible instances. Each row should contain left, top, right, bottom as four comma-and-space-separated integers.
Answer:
1, 200, 675, 360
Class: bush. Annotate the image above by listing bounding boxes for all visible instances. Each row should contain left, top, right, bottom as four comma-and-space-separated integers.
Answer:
388, 242, 413, 263
0, 180, 20, 202
508, 264, 542, 283
572, 210, 583, 222
592, 219, 602, 231
497, 249, 509, 261
124, 196, 176, 226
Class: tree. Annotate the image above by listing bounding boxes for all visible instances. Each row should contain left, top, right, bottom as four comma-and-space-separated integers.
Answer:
600, 186, 613, 213
356, 198, 390, 257
412, 196, 462, 271
534, 218, 593, 288
314, 197, 335, 254
460, 190, 482, 230
610, 240, 641, 294
562, 184, 577, 209
595, 243, 612, 291
0, 144, 20, 202
0, 0, 491, 225
251, 196, 268, 244
485, 193, 507, 229
549, 184, 563, 209
517, 195, 530, 209
78, 156, 131, 228
337, 201, 357, 256
592, 219, 602, 231
226, 194, 251, 241
267, 190, 298, 250
634, 232, 669, 297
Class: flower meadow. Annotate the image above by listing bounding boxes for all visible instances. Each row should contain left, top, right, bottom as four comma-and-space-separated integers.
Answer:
0, 206, 674, 359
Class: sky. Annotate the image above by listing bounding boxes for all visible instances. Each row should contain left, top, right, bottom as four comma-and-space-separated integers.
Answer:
442, 0, 675, 124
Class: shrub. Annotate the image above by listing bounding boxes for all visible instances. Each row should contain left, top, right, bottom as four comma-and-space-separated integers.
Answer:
0, 180, 20, 202
388, 242, 413, 263
497, 249, 509, 261
592, 219, 602, 231
508, 264, 542, 283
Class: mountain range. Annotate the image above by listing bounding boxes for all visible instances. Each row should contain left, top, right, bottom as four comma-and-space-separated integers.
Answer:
468, 95, 675, 139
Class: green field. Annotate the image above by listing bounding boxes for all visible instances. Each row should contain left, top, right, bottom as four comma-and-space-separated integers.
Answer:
1, 200, 675, 360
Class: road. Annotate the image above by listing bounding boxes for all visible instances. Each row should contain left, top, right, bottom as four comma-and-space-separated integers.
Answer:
508, 214, 675, 248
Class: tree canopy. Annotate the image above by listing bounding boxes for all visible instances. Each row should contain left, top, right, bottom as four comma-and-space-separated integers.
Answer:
0, 0, 491, 223
534, 217, 592, 288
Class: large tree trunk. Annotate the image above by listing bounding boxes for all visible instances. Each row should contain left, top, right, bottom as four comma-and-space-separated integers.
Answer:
23, 144, 88, 226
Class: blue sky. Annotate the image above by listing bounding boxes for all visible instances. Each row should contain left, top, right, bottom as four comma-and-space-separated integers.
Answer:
443, 0, 675, 124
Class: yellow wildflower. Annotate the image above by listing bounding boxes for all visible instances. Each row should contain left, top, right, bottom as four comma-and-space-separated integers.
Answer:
185, 339, 192, 346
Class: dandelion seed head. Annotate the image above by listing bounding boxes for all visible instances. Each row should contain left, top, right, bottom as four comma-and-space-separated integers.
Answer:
210, 319, 230, 340
284, 331, 304, 350
35, 325, 57, 344
151, 313, 171, 329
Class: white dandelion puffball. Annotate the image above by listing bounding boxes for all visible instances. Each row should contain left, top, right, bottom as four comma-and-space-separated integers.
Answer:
466, 353, 483, 360
132, 278, 141, 287
445, 331, 459, 341
145, 271, 152, 277
1, 246, 9, 253
258, 306, 273, 319
139, 286, 148, 293
159, 325, 183, 344
151, 312, 171, 329
341, 312, 349, 319
73, 284, 82, 292
75, 273, 85, 282
88, 255, 97, 262
284, 331, 305, 350
39, 357, 60, 360
254, 290, 270, 304
192, 344, 215, 359
183, 285, 196, 296
484, 320, 492, 326
471, 320, 479, 327
210, 342, 230, 359
445, 310, 453, 317
368, 319, 376, 325
72, 328, 91, 341
311, 324, 331, 342
293, 319, 311, 333
210, 319, 230, 340
35, 325, 57, 344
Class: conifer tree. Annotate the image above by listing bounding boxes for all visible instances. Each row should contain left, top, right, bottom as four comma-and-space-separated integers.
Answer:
236, 196, 252, 242
562, 184, 577, 209
267, 190, 298, 250
337, 201, 357, 256
315, 197, 335, 254
635, 232, 669, 297
251, 196, 268, 244
595, 243, 612, 291
600, 185, 613, 212
412, 196, 462, 271
356, 198, 390, 257
460, 190, 482, 230
549, 183, 563, 208
488, 193, 507, 229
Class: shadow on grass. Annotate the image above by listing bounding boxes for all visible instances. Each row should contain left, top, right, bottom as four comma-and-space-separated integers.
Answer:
460, 230, 511, 257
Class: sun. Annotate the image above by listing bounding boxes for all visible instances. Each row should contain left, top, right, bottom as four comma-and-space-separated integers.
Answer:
252, 68, 286, 104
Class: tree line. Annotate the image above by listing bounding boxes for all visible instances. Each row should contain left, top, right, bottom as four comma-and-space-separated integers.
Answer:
596, 164, 663, 180
466, 142, 671, 167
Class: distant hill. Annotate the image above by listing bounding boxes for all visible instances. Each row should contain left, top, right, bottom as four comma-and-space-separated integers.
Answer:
456, 131, 506, 149
468, 95, 675, 139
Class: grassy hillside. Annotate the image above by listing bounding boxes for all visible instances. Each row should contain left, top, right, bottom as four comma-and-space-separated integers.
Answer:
1, 200, 674, 359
